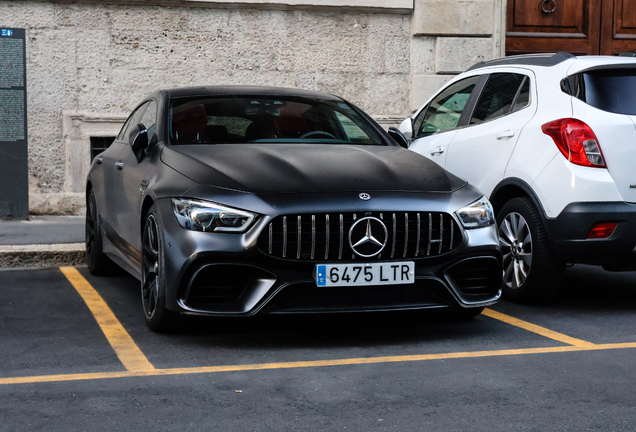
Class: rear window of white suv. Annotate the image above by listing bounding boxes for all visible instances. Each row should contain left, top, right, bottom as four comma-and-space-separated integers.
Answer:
564, 68, 636, 116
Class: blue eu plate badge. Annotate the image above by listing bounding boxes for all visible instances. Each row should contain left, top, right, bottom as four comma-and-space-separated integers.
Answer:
316, 265, 327, 287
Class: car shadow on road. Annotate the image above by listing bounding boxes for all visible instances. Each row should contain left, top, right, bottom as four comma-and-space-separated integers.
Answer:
553, 264, 636, 311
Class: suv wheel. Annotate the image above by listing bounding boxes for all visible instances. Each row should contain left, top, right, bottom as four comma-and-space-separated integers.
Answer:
497, 197, 564, 303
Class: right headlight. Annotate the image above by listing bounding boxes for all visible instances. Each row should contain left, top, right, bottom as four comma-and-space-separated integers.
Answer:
171, 198, 256, 233
455, 196, 495, 229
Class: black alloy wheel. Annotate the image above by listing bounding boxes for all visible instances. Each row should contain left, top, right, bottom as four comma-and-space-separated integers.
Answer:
141, 205, 176, 331
85, 189, 115, 275
497, 197, 564, 303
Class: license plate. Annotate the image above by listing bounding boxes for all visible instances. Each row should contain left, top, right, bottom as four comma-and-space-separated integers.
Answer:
315, 262, 415, 287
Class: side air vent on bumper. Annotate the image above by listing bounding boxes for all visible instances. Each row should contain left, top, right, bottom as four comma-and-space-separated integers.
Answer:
181, 264, 275, 312
258, 211, 462, 262
444, 257, 501, 304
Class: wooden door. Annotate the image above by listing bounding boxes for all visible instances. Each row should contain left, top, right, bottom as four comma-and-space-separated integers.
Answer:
601, 0, 636, 54
506, 0, 602, 55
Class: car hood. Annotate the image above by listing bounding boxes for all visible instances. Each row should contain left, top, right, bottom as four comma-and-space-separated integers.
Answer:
160, 144, 466, 194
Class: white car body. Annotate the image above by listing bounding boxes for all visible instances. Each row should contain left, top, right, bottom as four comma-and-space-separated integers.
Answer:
400, 52, 636, 300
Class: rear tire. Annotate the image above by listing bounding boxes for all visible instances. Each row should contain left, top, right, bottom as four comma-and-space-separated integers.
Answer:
497, 197, 564, 303
85, 190, 117, 275
141, 204, 177, 332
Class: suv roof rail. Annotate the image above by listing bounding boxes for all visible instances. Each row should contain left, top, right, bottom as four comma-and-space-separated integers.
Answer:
619, 51, 636, 57
466, 52, 576, 72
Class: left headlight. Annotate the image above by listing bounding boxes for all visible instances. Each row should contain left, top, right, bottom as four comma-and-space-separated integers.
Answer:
171, 198, 256, 233
455, 196, 495, 229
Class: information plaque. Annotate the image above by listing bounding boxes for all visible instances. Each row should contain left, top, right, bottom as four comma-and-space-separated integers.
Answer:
0, 28, 28, 219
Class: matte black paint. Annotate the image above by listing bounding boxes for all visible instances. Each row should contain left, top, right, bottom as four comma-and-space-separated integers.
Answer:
87, 87, 501, 317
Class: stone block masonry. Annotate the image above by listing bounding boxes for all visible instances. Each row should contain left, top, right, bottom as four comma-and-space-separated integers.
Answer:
0, 0, 505, 215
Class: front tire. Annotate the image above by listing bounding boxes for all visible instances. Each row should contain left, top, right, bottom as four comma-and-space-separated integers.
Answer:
141, 204, 177, 332
497, 197, 564, 303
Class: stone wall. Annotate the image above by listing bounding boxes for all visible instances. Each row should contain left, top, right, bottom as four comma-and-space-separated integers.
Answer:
0, 0, 504, 215
410, 0, 505, 110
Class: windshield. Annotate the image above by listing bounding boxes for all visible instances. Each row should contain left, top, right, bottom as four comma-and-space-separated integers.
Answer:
565, 68, 636, 116
169, 95, 386, 146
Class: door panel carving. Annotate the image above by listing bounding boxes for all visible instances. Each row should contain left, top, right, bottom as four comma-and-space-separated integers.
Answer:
601, 0, 636, 54
506, 0, 601, 55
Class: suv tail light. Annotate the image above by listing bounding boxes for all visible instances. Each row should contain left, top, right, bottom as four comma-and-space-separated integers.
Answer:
541, 119, 606, 168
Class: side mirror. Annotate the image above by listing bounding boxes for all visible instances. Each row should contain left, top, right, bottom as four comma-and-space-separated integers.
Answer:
388, 127, 409, 149
129, 123, 149, 161
398, 117, 413, 142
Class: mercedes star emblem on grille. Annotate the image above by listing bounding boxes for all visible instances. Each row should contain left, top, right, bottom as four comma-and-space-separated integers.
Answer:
348, 217, 388, 258
359, 193, 371, 200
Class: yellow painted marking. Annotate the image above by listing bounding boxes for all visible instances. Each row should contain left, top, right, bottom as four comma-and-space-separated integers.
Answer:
1, 342, 636, 386
59, 267, 155, 372
483, 308, 596, 347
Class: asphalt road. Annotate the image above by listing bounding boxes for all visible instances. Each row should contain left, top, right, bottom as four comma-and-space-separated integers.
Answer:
1, 264, 636, 431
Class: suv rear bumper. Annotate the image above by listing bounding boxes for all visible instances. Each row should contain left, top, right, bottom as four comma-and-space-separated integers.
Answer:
544, 201, 636, 267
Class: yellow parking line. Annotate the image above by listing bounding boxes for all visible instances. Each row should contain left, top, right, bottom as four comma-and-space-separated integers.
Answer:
59, 267, 155, 372
2, 342, 636, 386
483, 308, 596, 347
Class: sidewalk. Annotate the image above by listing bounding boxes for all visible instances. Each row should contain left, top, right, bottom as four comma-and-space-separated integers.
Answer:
0, 216, 85, 268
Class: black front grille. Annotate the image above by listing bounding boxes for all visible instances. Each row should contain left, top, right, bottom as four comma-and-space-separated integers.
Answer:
258, 211, 462, 261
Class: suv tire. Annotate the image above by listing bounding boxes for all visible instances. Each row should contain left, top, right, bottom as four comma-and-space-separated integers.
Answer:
497, 197, 564, 303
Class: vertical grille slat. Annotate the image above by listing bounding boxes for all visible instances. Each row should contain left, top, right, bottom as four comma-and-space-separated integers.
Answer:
391, 213, 397, 259
297, 215, 302, 260
427, 213, 432, 256
403, 213, 409, 259
283, 216, 288, 258
439, 214, 444, 254
311, 215, 316, 260
339, 214, 344, 260
259, 211, 462, 261
325, 214, 330, 260
415, 213, 421, 258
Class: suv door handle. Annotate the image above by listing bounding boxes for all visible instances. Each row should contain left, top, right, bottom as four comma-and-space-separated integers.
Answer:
497, 130, 516, 140
115, 161, 124, 170
96, 157, 104, 165
430, 146, 444, 155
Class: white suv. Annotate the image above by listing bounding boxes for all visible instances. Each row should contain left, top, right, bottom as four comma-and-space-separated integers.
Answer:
398, 52, 636, 303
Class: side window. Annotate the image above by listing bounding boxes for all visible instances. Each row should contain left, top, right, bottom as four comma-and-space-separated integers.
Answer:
413, 75, 480, 139
139, 100, 158, 142
470, 73, 528, 124
511, 77, 530, 113
117, 102, 149, 143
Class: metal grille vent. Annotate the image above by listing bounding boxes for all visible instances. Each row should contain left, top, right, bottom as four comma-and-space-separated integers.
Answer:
257, 212, 462, 261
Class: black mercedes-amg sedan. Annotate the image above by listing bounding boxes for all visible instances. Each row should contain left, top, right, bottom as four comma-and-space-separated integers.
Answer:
85, 86, 501, 331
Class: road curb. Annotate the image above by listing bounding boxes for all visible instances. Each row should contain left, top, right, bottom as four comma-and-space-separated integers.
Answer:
0, 243, 85, 268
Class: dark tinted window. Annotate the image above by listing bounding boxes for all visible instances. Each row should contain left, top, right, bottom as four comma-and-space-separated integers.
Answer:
118, 102, 149, 142
511, 77, 530, 113
169, 96, 386, 145
413, 76, 480, 138
470, 73, 527, 124
139, 100, 158, 142
566, 69, 636, 115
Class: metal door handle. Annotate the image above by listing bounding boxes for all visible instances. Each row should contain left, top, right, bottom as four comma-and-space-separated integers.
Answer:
430, 146, 444, 155
497, 130, 516, 140
115, 161, 124, 170
96, 157, 103, 165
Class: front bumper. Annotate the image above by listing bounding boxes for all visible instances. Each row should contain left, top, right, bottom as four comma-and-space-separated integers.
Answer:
544, 201, 636, 267
156, 199, 502, 316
